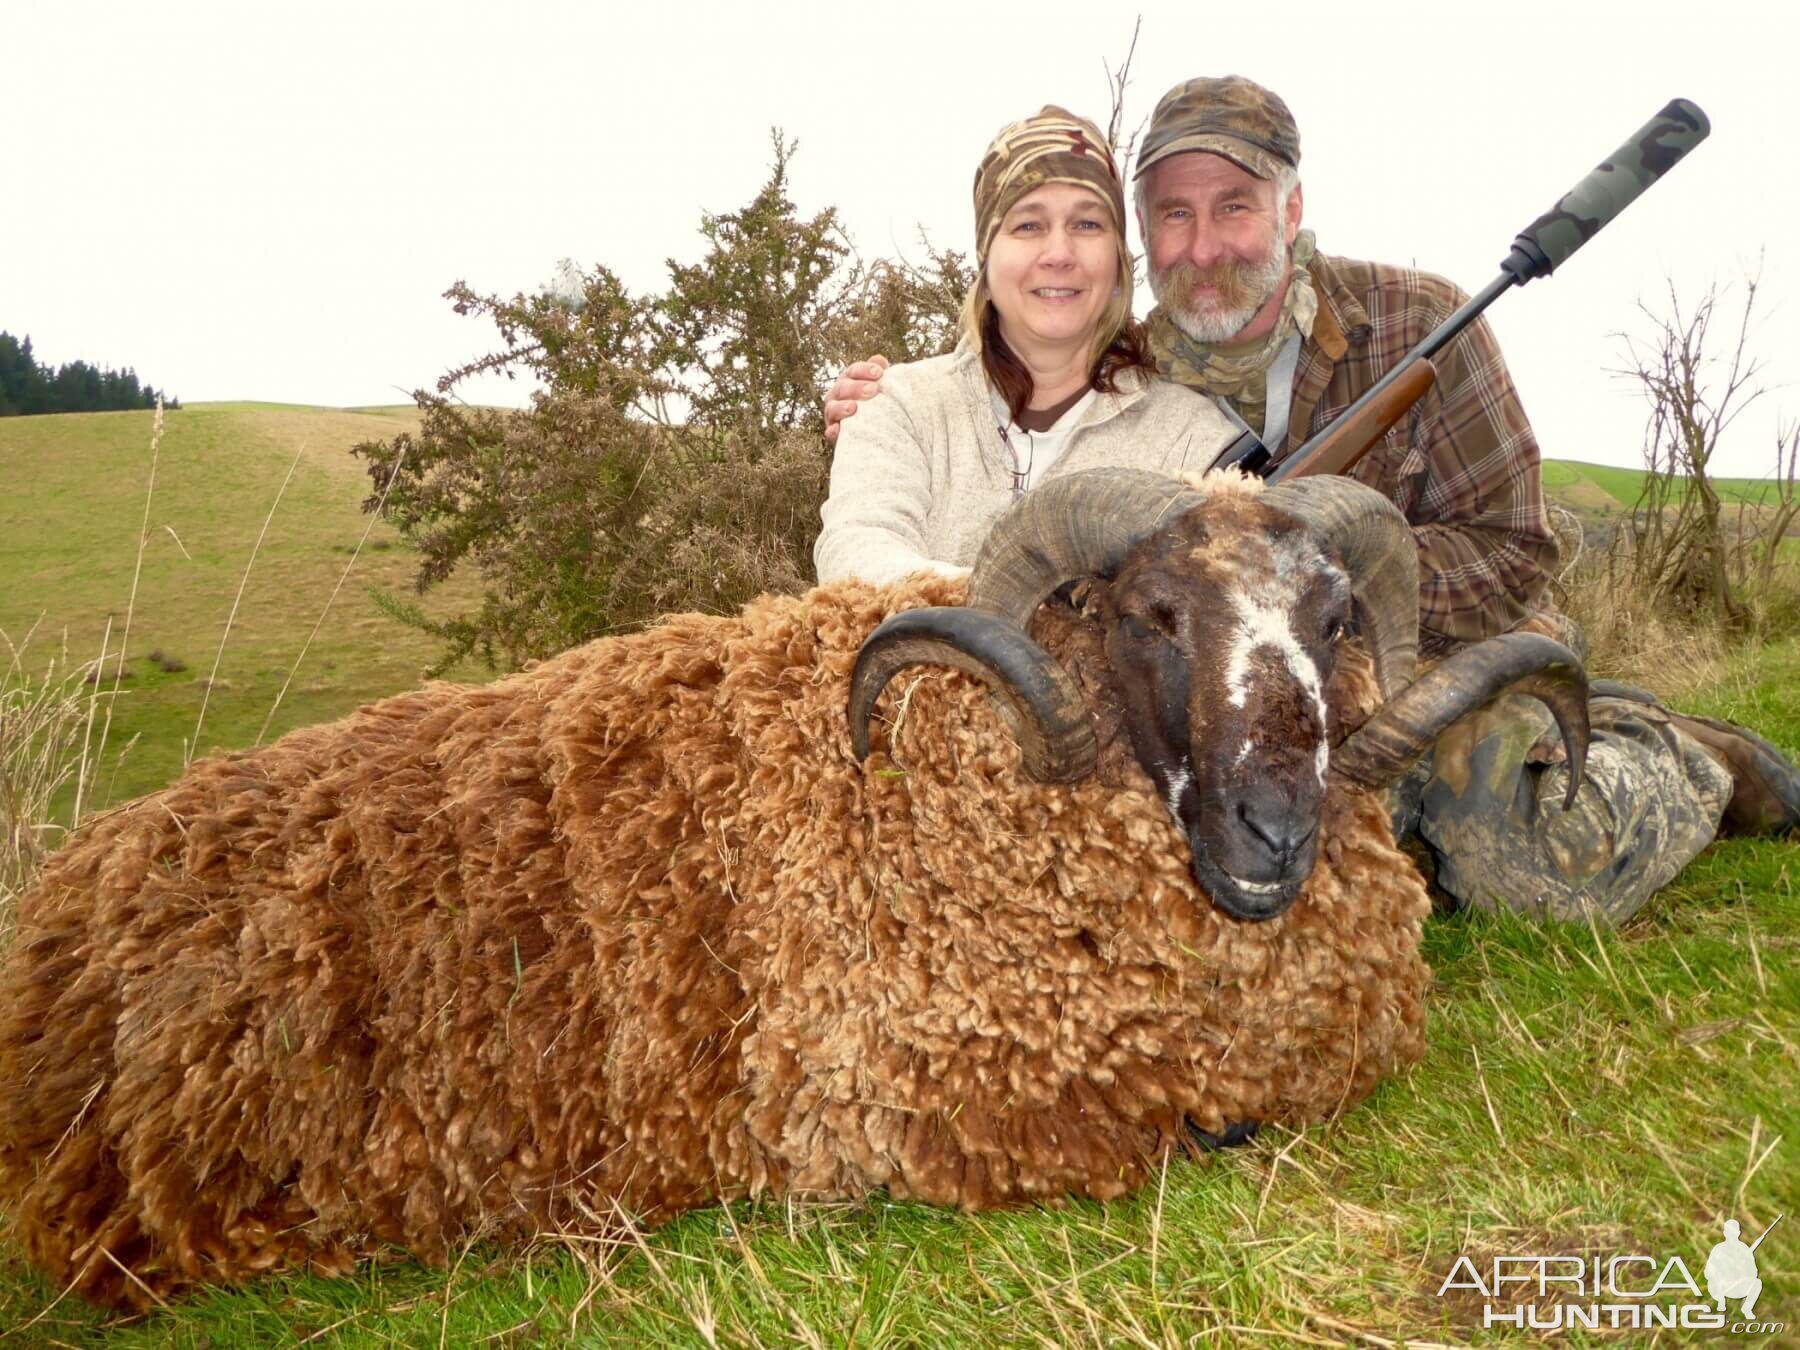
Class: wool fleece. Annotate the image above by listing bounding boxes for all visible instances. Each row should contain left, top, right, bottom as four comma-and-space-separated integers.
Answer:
0, 570, 1431, 1307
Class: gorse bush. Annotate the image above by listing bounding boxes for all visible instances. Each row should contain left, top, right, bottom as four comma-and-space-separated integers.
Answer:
354, 135, 972, 673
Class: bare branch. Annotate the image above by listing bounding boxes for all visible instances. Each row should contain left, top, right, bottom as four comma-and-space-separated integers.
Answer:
1103, 16, 1144, 165
1609, 271, 1786, 622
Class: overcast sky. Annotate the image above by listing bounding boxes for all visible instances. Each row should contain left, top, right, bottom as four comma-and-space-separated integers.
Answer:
7, 0, 1796, 476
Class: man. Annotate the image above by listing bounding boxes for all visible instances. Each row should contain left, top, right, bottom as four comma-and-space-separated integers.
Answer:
1131, 76, 1558, 650
1704, 1219, 1764, 1319
824, 75, 1800, 923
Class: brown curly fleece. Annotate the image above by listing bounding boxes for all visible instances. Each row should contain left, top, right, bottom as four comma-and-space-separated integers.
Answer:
0, 568, 1431, 1307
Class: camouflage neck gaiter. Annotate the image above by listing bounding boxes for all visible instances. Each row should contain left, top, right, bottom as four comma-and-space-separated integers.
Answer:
1148, 229, 1318, 436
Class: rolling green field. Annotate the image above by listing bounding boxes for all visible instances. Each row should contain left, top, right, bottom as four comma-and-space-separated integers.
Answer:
1, 403, 483, 815
0, 400, 1781, 821
1, 408, 1795, 1345
1540, 459, 1799, 514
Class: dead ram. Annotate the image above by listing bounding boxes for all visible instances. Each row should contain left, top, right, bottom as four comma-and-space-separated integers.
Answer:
0, 468, 1586, 1306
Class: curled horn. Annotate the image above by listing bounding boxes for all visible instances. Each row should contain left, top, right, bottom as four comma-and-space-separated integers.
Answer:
965, 467, 1210, 626
848, 468, 1208, 783
1261, 476, 1419, 699
848, 610, 1096, 782
1332, 632, 1591, 807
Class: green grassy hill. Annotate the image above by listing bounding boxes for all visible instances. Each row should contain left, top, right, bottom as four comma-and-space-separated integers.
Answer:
2, 406, 1788, 815
1541, 458, 1797, 512
1, 402, 484, 809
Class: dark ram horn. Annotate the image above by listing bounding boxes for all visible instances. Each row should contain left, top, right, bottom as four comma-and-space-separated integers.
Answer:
849, 468, 1210, 784
848, 607, 1097, 783
967, 467, 1209, 626
1332, 633, 1590, 808
1261, 477, 1419, 700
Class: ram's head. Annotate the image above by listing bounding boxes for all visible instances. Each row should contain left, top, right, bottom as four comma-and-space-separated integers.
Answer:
850, 469, 1588, 922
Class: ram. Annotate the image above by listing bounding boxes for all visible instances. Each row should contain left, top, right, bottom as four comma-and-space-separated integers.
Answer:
0, 468, 1585, 1307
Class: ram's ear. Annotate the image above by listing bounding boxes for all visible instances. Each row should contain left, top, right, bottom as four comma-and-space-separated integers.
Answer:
1323, 636, 1382, 742
1023, 578, 1112, 643
1063, 577, 1110, 617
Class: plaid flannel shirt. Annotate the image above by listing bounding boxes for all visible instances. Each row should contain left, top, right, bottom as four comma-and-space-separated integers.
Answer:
1268, 252, 1557, 647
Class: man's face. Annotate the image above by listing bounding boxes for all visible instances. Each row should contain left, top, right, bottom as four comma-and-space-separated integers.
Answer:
1141, 152, 1301, 343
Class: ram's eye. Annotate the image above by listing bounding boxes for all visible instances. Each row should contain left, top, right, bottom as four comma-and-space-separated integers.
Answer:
1323, 617, 1345, 643
1122, 606, 1176, 642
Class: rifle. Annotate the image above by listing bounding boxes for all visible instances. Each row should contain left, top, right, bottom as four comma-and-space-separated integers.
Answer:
1207, 99, 1713, 484
1748, 1213, 1783, 1254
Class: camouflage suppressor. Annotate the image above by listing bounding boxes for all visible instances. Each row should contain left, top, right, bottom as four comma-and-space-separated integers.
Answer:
1503, 98, 1711, 281
1213, 99, 1711, 483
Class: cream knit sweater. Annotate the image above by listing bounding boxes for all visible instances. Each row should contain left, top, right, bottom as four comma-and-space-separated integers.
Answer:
815, 350, 1236, 586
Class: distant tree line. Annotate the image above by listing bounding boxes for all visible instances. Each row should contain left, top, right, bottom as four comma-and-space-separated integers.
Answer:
0, 331, 178, 416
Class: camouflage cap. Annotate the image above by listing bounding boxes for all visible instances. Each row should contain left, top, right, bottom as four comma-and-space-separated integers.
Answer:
972, 106, 1125, 264
1134, 75, 1300, 182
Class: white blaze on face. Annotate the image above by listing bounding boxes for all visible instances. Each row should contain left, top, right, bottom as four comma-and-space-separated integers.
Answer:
1220, 553, 1332, 786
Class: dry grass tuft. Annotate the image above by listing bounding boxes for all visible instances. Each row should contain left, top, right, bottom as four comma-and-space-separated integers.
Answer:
3, 406, 180, 943
1558, 546, 1737, 700
0, 628, 97, 945
1555, 536, 1792, 702
92, 399, 164, 793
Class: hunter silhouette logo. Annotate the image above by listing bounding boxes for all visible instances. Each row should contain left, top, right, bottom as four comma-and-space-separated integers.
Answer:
1706, 1215, 1778, 1319
1437, 1212, 1785, 1334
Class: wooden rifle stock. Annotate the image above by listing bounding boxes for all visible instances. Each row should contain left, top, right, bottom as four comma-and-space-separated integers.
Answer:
1269, 358, 1438, 482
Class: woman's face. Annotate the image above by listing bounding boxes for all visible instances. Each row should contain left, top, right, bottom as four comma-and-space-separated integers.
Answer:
985, 182, 1118, 360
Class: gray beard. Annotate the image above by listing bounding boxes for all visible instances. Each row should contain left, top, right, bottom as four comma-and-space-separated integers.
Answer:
1150, 243, 1289, 345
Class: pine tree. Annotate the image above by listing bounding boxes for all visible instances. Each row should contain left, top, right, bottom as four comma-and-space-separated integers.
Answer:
12, 336, 50, 414
0, 334, 173, 415
0, 333, 23, 414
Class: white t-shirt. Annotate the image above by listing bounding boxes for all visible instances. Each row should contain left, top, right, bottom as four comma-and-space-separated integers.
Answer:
1002, 388, 1098, 491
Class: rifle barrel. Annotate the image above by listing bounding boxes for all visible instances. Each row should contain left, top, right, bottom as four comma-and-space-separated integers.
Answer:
1748, 1212, 1784, 1253
1258, 99, 1709, 485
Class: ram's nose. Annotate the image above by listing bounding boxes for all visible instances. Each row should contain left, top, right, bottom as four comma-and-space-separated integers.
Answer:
1235, 787, 1317, 870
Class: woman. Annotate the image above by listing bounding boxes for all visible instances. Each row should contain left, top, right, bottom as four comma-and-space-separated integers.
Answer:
814, 106, 1235, 586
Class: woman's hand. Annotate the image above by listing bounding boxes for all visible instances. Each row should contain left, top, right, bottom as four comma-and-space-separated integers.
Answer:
823, 355, 891, 444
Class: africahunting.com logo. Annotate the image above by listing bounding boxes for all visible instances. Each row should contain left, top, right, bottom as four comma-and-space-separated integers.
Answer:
1437, 1213, 1784, 1334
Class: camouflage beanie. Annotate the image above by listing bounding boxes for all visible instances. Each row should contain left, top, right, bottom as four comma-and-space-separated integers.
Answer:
972, 106, 1126, 264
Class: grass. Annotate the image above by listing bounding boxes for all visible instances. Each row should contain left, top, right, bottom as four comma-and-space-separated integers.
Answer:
3, 771, 1792, 1343
0, 417, 1795, 1344
1541, 459, 1800, 512
0, 641, 93, 944
0, 402, 480, 813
